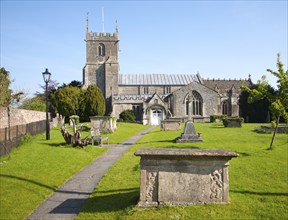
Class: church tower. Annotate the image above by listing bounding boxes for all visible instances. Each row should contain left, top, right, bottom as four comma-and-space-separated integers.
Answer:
83, 16, 119, 115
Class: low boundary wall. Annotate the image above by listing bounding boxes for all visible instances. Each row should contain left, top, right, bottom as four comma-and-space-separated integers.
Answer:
0, 108, 62, 156
0, 120, 46, 156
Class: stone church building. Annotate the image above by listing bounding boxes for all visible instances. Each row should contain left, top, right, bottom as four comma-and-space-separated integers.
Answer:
83, 20, 252, 125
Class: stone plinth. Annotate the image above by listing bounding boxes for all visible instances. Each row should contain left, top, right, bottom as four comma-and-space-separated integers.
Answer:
261, 125, 288, 134
135, 148, 238, 207
160, 119, 181, 131
176, 120, 203, 142
90, 116, 117, 133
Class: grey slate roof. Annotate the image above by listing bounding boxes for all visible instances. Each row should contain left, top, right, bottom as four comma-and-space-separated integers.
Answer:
203, 79, 252, 94
118, 74, 200, 85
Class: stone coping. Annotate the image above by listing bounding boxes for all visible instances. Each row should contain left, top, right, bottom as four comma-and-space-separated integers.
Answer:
135, 148, 238, 158
90, 116, 115, 119
161, 119, 181, 122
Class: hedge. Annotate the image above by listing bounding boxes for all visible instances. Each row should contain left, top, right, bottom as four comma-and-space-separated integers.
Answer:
223, 117, 244, 127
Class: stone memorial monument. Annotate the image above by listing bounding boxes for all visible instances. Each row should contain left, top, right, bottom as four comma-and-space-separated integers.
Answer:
135, 148, 238, 207
90, 116, 117, 133
176, 95, 203, 142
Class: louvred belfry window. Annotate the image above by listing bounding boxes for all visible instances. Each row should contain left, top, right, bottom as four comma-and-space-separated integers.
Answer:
98, 43, 105, 57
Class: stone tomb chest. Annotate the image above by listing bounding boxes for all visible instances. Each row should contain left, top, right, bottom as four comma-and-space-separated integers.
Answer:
90, 116, 116, 133
160, 119, 181, 131
135, 148, 238, 207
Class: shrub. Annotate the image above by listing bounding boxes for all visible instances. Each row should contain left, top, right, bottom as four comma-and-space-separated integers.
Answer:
20, 133, 32, 145
223, 117, 244, 127
80, 85, 105, 122
210, 114, 227, 122
119, 110, 136, 122
253, 126, 273, 134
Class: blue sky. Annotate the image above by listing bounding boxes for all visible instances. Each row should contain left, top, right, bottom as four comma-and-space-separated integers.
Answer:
1, 0, 287, 96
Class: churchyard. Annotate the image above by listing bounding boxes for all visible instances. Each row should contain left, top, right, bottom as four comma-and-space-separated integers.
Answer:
0, 122, 287, 219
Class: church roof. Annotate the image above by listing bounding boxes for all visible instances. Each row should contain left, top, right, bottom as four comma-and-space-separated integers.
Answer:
118, 74, 201, 85
202, 79, 252, 93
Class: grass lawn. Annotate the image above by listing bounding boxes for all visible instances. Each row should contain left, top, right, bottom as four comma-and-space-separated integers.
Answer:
77, 123, 288, 220
0, 122, 148, 220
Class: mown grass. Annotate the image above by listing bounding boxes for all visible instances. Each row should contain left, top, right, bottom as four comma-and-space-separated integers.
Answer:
77, 123, 288, 220
0, 122, 148, 220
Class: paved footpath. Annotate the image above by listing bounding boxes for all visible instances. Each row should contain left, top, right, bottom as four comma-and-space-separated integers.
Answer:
26, 126, 155, 220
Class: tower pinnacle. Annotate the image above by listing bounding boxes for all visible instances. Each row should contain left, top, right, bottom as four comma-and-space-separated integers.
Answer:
116, 19, 118, 33
86, 12, 89, 33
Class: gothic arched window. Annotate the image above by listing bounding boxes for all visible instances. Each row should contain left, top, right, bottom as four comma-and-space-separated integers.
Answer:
98, 43, 105, 57
185, 91, 203, 116
222, 100, 229, 115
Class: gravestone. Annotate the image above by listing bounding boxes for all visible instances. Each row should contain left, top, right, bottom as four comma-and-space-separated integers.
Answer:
176, 95, 203, 142
135, 148, 238, 207
90, 116, 117, 133
160, 119, 181, 131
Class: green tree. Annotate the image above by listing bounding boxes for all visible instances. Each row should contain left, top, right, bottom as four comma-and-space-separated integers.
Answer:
239, 84, 275, 122
80, 85, 105, 122
0, 68, 12, 107
19, 95, 46, 111
0, 67, 23, 156
242, 54, 288, 149
52, 86, 82, 121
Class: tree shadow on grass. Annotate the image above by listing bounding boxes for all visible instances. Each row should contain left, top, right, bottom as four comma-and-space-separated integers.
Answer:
0, 174, 56, 191
210, 123, 225, 128
235, 151, 251, 157
135, 139, 175, 145
46, 142, 68, 147
82, 188, 139, 213
231, 190, 288, 196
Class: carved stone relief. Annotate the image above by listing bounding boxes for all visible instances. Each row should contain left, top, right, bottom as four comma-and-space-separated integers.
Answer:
146, 172, 158, 202
210, 169, 223, 199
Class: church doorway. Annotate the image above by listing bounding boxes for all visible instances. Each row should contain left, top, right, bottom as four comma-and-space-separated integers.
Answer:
151, 109, 162, 125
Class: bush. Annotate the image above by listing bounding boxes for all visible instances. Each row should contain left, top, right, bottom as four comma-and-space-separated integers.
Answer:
80, 85, 105, 122
210, 114, 227, 123
223, 117, 244, 127
119, 110, 136, 122
20, 133, 32, 145
253, 126, 273, 134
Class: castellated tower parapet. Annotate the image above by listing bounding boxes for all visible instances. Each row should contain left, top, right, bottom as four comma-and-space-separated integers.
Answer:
86, 32, 118, 40
83, 20, 119, 115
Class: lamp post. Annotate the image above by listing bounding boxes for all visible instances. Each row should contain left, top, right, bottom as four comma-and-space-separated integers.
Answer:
42, 68, 51, 140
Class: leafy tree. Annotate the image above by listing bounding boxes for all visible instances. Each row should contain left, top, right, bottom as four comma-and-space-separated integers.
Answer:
80, 85, 105, 122
0, 68, 23, 156
52, 86, 82, 121
239, 84, 275, 122
0, 67, 12, 107
58, 80, 82, 89
68, 80, 82, 88
19, 94, 46, 111
242, 54, 288, 149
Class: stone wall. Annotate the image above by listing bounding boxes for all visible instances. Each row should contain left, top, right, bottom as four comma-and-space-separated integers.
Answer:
118, 85, 183, 96
0, 108, 46, 129
172, 82, 220, 117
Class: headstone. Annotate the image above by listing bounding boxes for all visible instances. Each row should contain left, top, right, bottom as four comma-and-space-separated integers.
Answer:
160, 119, 181, 131
176, 95, 203, 142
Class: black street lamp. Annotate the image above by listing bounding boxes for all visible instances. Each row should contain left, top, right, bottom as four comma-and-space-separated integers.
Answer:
42, 68, 51, 140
